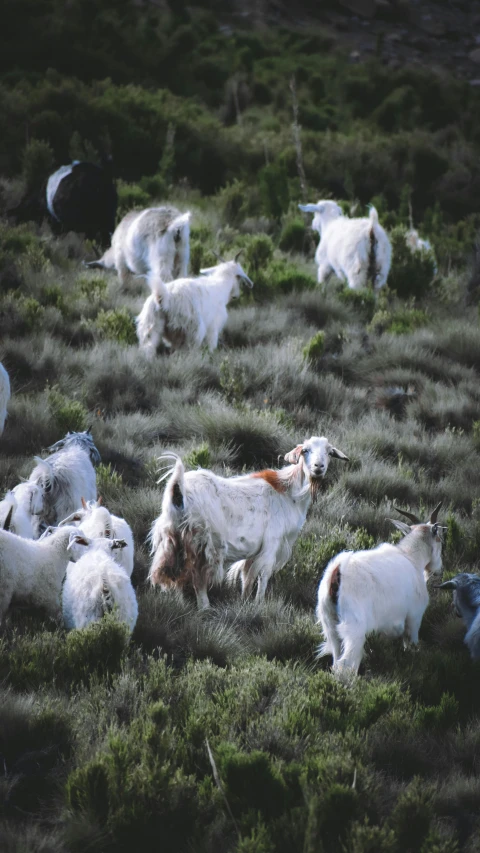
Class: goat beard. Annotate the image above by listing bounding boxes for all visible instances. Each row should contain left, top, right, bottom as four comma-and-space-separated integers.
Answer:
310, 476, 323, 504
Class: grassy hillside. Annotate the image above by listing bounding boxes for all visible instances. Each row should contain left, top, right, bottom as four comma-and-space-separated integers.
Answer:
1, 4, 480, 852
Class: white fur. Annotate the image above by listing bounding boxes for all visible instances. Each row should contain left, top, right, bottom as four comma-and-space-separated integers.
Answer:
0, 482, 44, 539
89, 206, 191, 286
316, 520, 444, 675
136, 260, 253, 357
27, 446, 97, 535
58, 501, 134, 577
0, 361, 10, 436
299, 201, 391, 290
0, 524, 80, 621
63, 536, 138, 634
405, 229, 437, 273
149, 436, 348, 609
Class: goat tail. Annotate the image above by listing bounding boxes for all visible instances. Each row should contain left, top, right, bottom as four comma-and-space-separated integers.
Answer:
315, 560, 342, 659
101, 578, 114, 616
367, 208, 378, 289
147, 273, 170, 309
168, 211, 191, 243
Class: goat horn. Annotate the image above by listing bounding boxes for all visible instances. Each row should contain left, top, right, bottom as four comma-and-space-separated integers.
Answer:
429, 501, 443, 524
3, 505, 13, 531
393, 505, 421, 524
98, 495, 103, 505
234, 249, 244, 262
81, 497, 87, 510
213, 250, 226, 263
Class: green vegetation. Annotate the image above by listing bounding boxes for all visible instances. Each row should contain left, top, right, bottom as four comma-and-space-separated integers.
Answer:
1, 3, 480, 851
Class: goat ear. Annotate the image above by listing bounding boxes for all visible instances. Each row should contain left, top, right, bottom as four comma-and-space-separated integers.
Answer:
3, 505, 13, 531
328, 444, 349, 461
285, 444, 304, 464
387, 518, 411, 536
67, 532, 90, 550
111, 538, 128, 550
438, 579, 457, 590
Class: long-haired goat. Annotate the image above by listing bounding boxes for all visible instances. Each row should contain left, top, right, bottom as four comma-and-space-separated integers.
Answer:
0, 361, 10, 436
27, 429, 100, 535
0, 520, 83, 621
63, 532, 138, 634
59, 498, 134, 577
299, 200, 391, 291
86, 206, 190, 287
136, 255, 254, 357
316, 502, 445, 675
149, 436, 348, 609
439, 573, 480, 660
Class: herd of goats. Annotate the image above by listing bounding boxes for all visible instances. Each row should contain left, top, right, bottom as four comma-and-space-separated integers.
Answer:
0, 157, 478, 676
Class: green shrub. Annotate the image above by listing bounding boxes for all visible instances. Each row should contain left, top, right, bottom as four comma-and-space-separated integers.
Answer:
338, 287, 376, 321
40, 284, 65, 312
243, 234, 275, 276
116, 181, 151, 218
389, 777, 434, 852
95, 308, 137, 345
256, 259, 315, 299
48, 385, 88, 434
22, 138, 54, 190
216, 744, 288, 820
388, 226, 436, 299
189, 239, 205, 275
220, 357, 247, 407
18, 296, 45, 332
278, 218, 308, 253
184, 443, 211, 469
259, 163, 289, 220
96, 463, 123, 494
302, 331, 325, 362
78, 274, 108, 300
368, 308, 429, 336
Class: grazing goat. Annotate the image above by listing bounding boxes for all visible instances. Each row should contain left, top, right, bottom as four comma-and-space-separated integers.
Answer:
0, 519, 82, 621
59, 498, 134, 577
86, 206, 191, 287
27, 430, 100, 535
0, 483, 44, 539
136, 255, 254, 357
149, 436, 349, 609
439, 573, 480, 660
316, 503, 444, 675
299, 200, 391, 290
46, 157, 117, 246
63, 533, 138, 634
0, 361, 10, 436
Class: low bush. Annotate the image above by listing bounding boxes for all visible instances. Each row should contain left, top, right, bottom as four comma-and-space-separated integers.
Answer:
95, 309, 137, 345
388, 226, 437, 299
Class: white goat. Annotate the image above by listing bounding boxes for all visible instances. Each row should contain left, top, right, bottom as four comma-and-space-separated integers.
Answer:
26, 430, 100, 535
0, 520, 81, 621
149, 436, 349, 609
299, 200, 391, 290
0, 361, 10, 435
85, 206, 191, 287
135, 255, 254, 357
316, 502, 444, 675
0, 482, 44, 539
405, 229, 437, 273
59, 498, 134, 577
63, 533, 138, 634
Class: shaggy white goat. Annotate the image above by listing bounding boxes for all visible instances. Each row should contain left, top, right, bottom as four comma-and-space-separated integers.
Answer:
0, 482, 44, 539
86, 206, 191, 287
438, 573, 480, 661
0, 361, 10, 436
0, 520, 81, 621
26, 430, 100, 535
316, 503, 444, 675
149, 436, 349, 609
299, 200, 391, 290
405, 229, 437, 273
59, 498, 134, 577
136, 255, 254, 357
63, 533, 138, 634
